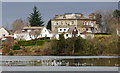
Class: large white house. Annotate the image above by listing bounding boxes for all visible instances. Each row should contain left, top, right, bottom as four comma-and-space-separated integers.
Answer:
0, 27, 9, 38
14, 27, 52, 40
51, 26, 80, 40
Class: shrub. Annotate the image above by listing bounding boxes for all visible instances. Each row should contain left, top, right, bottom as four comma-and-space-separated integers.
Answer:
13, 45, 21, 50
36, 40, 45, 46
18, 40, 35, 46
8, 51, 13, 55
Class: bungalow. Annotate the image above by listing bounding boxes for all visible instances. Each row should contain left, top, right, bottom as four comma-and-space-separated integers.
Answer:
14, 26, 52, 40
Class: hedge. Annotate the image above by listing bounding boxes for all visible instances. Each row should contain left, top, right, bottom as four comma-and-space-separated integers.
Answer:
18, 41, 35, 46
36, 40, 45, 45
18, 40, 50, 46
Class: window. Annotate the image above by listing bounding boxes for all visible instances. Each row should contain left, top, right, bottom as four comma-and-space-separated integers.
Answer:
86, 28, 88, 31
91, 28, 94, 32
83, 21, 85, 25
89, 22, 91, 26
91, 22, 94, 27
87, 22, 89, 25
66, 34, 68, 36
55, 22, 58, 25
2, 34, 5, 37
65, 21, 67, 25
61, 21, 63, 25
72, 21, 74, 24
60, 29, 62, 31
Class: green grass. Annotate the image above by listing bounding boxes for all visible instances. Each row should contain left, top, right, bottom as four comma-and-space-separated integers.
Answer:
95, 34, 112, 38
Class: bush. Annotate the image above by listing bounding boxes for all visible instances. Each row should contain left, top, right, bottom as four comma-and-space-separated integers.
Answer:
18, 40, 35, 46
8, 51, 13, 55
13, 45, 21, 50
36, 40, 45, 46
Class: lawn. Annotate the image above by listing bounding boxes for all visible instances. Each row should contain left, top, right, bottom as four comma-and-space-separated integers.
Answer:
95, 34, 112, 38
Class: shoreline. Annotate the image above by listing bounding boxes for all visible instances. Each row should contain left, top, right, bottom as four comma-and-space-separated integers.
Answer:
2, 66, 119, 71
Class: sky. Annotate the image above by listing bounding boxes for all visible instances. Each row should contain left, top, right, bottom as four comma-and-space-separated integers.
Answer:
2, 2, 118, 29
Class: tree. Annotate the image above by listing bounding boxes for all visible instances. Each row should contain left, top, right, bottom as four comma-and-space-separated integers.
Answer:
94, 10, 104, 32
29, 6, 44, 26
46, 20, 51, 30
29, 30, 41, 40
113, 9, 120, 34
11, 19, 25, 32
113, 9, 120, 19
95, 14, 102, 25
2, 37, 14, 55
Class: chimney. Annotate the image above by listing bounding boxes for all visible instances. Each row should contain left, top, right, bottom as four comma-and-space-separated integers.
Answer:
63, 14, 66, 18
81, 13, 83, 17
55, 14, 58, 18
60, 14, 62, 17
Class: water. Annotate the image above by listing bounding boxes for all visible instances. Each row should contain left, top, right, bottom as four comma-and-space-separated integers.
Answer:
1, 56, 120, 67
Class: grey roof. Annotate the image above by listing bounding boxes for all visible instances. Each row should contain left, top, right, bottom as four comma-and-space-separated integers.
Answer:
65, 13, 73, 15
23, 27, 44, 30
65, 13, 81, 15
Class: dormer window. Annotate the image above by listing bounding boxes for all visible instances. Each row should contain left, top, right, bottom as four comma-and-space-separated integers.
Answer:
64, 29, 66, 31
2, 34, 5, 37
60, 29, 62, 31
66, 34, 68, 36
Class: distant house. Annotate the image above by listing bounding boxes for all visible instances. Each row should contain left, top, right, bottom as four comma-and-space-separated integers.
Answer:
14, 26, 52, 40
0, 27, 9, 38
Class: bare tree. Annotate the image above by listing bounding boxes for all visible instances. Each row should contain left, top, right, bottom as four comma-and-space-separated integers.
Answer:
11, 18, 28, 32
94, 10, 118, 34
29, 30, 41, 40
103, 10, 118, 34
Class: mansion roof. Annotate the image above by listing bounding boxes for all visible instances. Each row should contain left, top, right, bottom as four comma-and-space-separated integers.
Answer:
52, 13, 96, 21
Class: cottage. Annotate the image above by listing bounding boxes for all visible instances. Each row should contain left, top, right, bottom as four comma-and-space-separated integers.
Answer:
14, 26, 52, 40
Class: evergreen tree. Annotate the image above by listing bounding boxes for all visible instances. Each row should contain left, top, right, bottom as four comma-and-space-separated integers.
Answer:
47, 20, 51, 30
29, 6, 44, 26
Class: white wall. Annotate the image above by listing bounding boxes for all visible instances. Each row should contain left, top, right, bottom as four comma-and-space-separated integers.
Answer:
80, 34, 94, 39
0, 28, 9, 38
41, 27, 52, 37
14, 33, 31, 40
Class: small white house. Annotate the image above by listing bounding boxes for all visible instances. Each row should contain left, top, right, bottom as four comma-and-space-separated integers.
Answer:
0, 27, 9, 38
14, 26, 52, 40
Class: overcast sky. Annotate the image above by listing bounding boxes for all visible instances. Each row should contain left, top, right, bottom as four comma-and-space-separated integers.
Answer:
2, 2, 118, 29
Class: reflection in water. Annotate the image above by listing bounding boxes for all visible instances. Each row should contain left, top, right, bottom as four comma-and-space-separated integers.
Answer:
1, 58, 119, 67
